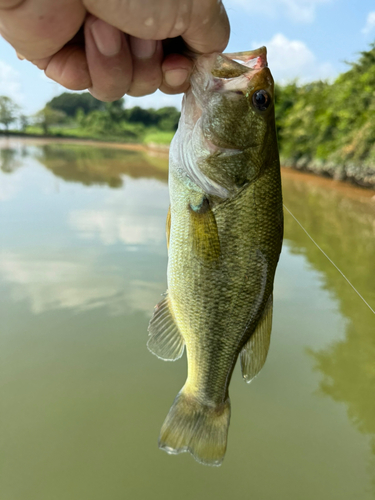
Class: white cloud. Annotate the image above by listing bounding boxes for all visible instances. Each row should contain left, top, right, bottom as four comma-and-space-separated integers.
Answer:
227, 0, 331, 23
256, 33, 335, 83
362, 11, 375, 34
281, 0, 330, 23
125, 90, 183, 110
0, 60, 23, 103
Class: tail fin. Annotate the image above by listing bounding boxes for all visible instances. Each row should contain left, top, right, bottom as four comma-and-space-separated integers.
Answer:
158, 390, 231, 466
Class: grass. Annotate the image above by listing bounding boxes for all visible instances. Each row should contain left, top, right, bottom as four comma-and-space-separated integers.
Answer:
9, 125, 174, 146
143, 130, 174, 145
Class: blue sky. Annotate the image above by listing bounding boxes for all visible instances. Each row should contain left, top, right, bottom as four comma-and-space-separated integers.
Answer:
1, 0, 375, 114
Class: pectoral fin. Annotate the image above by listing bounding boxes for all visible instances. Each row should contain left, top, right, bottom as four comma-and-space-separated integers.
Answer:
189, 198, 220, 264
147, 292, 185, 361
240, 294, 273, 383
166, 206, 171, 250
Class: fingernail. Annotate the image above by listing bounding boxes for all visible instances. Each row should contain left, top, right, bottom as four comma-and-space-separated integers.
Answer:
91, 19, 122, 57
130, 37, 156, 59
16, 52, 25, 61
164, 69, 189, 87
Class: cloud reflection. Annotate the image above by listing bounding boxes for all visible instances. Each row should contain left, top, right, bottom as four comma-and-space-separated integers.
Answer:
69, 209, 165, 246
0, 251, 163, 316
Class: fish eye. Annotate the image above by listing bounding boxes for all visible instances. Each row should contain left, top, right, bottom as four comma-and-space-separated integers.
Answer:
252, 89, 271, 111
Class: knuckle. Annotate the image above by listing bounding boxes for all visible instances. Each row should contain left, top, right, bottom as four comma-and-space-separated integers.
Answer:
0, 0, 25, 10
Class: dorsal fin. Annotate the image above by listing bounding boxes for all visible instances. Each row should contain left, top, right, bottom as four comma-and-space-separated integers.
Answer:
240, 294, 273, 383
147, 292, 185, 361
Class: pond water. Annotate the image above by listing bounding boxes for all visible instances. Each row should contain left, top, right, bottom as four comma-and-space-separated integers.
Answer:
1, 138, 375, 500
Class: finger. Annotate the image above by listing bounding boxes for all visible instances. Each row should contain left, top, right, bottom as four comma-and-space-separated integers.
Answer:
0, 0, 25, 7
184, 0, 230, 54
83, 0, 229, 53
0, 0, 86, 60
83, 0, 181, 40
84, 15, 132, 101
127, 38, 163, 97
30, 55, 52, 70
41, 45, 91, 90
159, 53, 193, 95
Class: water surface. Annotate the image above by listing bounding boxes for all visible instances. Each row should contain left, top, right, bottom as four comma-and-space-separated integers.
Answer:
1, 139, 375, 500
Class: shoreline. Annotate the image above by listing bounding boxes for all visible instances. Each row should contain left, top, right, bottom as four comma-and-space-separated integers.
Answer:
1, 135, 374, 197
0, 134, 169, 154
280, 166, 375, 202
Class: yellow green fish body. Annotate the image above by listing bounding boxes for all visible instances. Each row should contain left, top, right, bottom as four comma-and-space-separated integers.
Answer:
147, 47, 283, 466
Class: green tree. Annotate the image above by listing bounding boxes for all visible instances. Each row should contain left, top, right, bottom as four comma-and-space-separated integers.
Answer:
0, 96, 19, 132
84, 109, 112, 134
274, 82, 298, 144
48, 92, 105, 117
19, 114, 29, 132
274, 43, 375, 185
105, 98, 125, 121
0, 148, 21, 173
124, 105, 180, 130
155, 107, 180, 131
125, 106, 158, 126
34, 106, 67, 134
75, 108, 86, 127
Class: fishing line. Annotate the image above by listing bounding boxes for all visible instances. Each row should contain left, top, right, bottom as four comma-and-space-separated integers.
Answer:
283, 204, 375, 316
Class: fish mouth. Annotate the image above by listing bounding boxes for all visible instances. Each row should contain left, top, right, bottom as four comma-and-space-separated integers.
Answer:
191, 46, 271, 95
215, 47, 268, 75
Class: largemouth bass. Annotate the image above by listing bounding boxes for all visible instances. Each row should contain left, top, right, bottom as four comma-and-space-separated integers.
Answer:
147, 47, 283, 466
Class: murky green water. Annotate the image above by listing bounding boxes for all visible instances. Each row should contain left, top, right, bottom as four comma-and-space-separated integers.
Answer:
1, 138, 375, 500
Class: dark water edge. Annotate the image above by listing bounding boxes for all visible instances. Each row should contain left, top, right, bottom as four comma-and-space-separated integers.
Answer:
0, 130, 141, 144
2, 134, 375, 190
0, 133, 169, 152
281, 156, 375, 190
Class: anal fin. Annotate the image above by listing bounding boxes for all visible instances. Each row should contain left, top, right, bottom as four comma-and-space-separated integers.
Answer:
240, 294, 273, 383
147, 292, 185, 361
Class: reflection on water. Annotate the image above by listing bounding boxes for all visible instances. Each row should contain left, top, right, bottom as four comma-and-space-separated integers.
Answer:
281, 171, 375, 454
36, 143, 168, 187
0, 147, 22, 174
1, 139, 375, 500
0, 251, 163, 315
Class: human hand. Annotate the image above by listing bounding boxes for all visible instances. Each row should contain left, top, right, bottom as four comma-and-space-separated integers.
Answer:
0, 0, 230, 101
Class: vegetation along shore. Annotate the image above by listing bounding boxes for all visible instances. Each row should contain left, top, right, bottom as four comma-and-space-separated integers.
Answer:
1, 44, 375, 189
275, 44, 375, 189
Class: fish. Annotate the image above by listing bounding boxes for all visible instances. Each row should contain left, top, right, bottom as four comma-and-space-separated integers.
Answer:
147, 47, 283, 466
